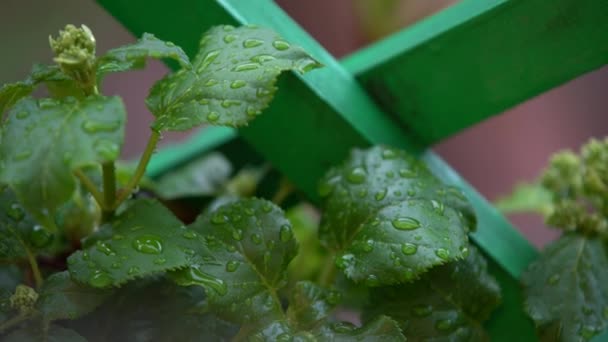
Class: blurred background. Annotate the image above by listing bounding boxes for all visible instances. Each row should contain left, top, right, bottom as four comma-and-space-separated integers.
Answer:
1, 0, 607, 248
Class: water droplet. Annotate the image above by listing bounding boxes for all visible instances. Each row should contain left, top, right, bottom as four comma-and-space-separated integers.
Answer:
391, 217, 421, 230
272, 40, 290, 50
82, 120, 120, 133
221, 99, 241, 108
175, 266, 227, 295
94, 139, 119, 160
401, 243, 418, 255
279, 225, 293, 242
431, 200, 445, 214
111, 262, 121, 269
182, 230, 197, 239
436, 319, 454, 331
346, 167, 366, 184
204, 79, 218, 87
223, 34, 237, 43
262, 203, 273, 213
547, 274, 560, 285
375, 188, 387, 201
226, 260, 240, 272
382, 149, 397, 159
336, 254, 354, 270
580, 326, 597, 339
198, 50, 221, 72
362, 239, 374, 252
230, 80, 246, 89
30, 225, 52, 248
250, 54, 276, 63
96, 241, 115, 256
365, 274, 379, 287
327, 290, 341, 305
233, 63, 260, 72
154, 257, 166, 265
38, 98, 57, 109
211, 213, 228, 224
435, 248, 450, 260
250, 233, 262, 245
243, 38, 264, 48
132, 235, 163, 254
460, 246, 469, 258
89, 271, 113, 288
231, 229, 243, 241
276, 333, 292, 342
7, 204, 24, 221
207, 112, 220, 122
16, 111, 29, 119
13, 150, 32, 161
412, 304, 432, 317
399, 169, 416, 178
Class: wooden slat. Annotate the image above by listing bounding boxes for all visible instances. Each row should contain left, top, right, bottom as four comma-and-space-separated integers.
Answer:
343, 0, 608, 145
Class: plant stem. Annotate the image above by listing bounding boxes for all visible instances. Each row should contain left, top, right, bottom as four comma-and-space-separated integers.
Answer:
74, 169, 105, 209
114, 130, 160, 209
25, 248, 42, 288
0, 312, 31, 334
318, 252, 337, 287
102, 162, 116, 221
271, 179, 294, 206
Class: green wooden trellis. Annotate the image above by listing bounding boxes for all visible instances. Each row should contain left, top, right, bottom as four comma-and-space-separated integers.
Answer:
95, 0, 608, 340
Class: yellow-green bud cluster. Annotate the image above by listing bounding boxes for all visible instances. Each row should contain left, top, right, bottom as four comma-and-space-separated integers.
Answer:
49, 24, 97, 91
9, 284, 38, 314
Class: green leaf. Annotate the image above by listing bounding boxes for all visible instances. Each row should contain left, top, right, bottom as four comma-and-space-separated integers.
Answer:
65, 278, 237, 342
36, 271, 113, 321
146, 25, 322, 131
365, 245, 501, 341
0, 64, 71, 115
0, 186, 48, 261
153, 152, 232, 199
522, 234, 608, 341
318, 146, 475, 285
67, 199, 205, 288
495, 182, 554, 216
313, 316, 405, 341
0, 96, 126, 225
286, 281, 340, 331
3, 324, 87, 342
171, 198, 297, 330
285, 204, 326, 285
97, 33, 190, 79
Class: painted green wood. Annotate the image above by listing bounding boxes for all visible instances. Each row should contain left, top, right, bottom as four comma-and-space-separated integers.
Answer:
343, 0, 608, 145
97, 0, 540, 339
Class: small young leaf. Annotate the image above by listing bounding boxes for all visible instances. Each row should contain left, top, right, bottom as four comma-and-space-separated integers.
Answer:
286, 281, 341, 330
171, 198, 297, 329
319, 146, 475, 285
67, 199, 205, 288
0, 64, 71, 115
97, 33, 190, 79
0, 96, 126, 225
495, 182, 554, 216
365, 245, 501, 340
522, 234, 608, 341
153, 152, 232, 199
0, 186, 40, 261
36, 271, 113, 321
146, 25, 322, 131
313, 315, 406, 341
3, 324, 87, 342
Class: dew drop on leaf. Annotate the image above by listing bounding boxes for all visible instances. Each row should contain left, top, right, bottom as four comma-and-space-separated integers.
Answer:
176, 266, 227, 296
230, 80, 246, 89
7, 203, 25, 221
207, 112, 220, 122
231, 229, 243, 241
154, 257, 167, 265
233, 63, 260, 72
81, 120, 120, 133
399, 168, 416, 178
391, 217, 421, 230
131, 235, 163, 254
279, 224, 293, 242
211, 213, 228, 225
382, 149, 397, 159
401, 243, 418, 255
94, 139, 119, 160
250, 233, 262, 245
95, 241, 115, 256
435, 248, 450, 260
128, 266, 140, 275
346, 167, 367, 184
362, 239, 374, 252
250, 54, 276, 63
89, 270, 113, 288
30, 225, 53, 248
242, 38, 264, 48
435, 319, 454, 331
374, 188, 387, 201
272, 40, 290, 51
182, 230, 197, 239
225, 260, 240, 272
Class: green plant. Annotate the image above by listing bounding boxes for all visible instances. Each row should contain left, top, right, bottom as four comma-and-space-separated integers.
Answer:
0, 24, 507, 341
497, 138, 608, 341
